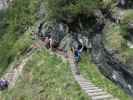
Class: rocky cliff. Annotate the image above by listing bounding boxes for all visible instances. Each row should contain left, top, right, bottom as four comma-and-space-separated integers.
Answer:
0, 0, 12, 10
32, 0, 133, 97
0, 0, 133, 97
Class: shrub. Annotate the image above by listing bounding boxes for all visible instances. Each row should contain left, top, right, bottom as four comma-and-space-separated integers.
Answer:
0, 0, 39, 74
104, 23, 126, 51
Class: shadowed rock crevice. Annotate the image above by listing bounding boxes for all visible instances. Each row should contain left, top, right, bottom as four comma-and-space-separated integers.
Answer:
91, 34, 133, 96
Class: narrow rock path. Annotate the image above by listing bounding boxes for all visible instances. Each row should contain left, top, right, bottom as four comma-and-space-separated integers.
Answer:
54, 51, 119, 100
2, 56, 31, 89
1, 41, 41, 89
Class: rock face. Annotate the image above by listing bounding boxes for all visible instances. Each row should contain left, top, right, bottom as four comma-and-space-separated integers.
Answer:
91, 34, 133, 96
0, 0, 7, 10
0, 0, 12, 10
128, 22, 133, 42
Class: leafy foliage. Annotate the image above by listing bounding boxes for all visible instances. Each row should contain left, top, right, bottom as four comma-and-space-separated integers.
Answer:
120, 9, 133, 32
44, 0, 101, 21
103, 23, 126, 51
0, 0, 39, 74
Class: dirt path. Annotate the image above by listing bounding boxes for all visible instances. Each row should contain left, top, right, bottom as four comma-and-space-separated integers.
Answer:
1, 47, 37, 90
2, 56, 31, 89
1, 40, 42, 90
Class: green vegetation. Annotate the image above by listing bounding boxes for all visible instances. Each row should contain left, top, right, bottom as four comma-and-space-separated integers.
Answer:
0, 0, 133, 99
104, 23, 126, 51
44, 0, 110, 21
103, 21, 133, 63
0, 28, 35, 75
121, 10, 133, 26
79, 53, 132, 100
121, 48, 133, 64
0, 0, 39, 74
1, 50, 89, 100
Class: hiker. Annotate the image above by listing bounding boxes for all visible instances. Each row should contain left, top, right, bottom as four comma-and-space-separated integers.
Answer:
41, 37, 46, 42
45, 36, 50, 49
64, 49, 68, 58
52, 39, 59, 51
49, 36, 59, 51
49, 36, 53, 50
0, 80, 9, 90
74, 46, 83, 64
73, 45, 84, 75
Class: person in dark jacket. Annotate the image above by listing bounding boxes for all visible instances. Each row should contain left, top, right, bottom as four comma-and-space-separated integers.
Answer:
74, 46, 84, 64
73, 45, 84, 75
0, 80, 9, 90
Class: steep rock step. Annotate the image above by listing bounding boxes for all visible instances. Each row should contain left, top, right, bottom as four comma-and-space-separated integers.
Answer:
92, 94, 113, 100
72, 70, 118, 99
2, 58, 29, 89
87, 92, 108, 96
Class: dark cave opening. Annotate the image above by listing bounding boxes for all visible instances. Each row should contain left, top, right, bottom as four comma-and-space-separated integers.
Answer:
62, 14, 97, 33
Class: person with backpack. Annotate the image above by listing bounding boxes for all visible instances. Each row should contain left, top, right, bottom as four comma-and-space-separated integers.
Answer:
74, 46, 83, 64
0, 80, 9, 90
73, 45, 84, 75
44, 35, 51, 49
49, 37, 53, 50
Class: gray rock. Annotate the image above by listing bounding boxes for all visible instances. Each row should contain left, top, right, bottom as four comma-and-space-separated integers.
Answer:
0, 0, 8, 10
91, 34, 133, 97
79, 35, 92, 49
35, 20, 70, 44
112, 8, 125, 24
128, 22, 133, 30
59, 34, 73, 51
127, 22, 133, 43
0, 0, 12, 10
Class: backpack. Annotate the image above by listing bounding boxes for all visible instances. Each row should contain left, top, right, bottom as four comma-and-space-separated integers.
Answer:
74, 49, 81, 58
74, 50, 79, 57
74, 50, 81, 62
0, 80, 9, 90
